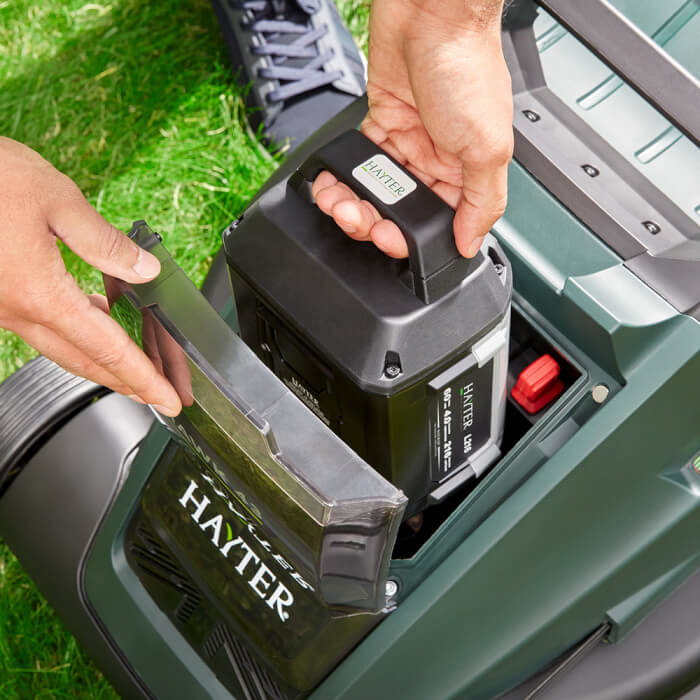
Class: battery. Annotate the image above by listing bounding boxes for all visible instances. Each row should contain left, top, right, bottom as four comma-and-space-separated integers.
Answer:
225, 130, 512, 516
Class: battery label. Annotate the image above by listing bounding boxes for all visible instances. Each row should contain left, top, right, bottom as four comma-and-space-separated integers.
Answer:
429, 360, 493, 482
284, 375, 331, 427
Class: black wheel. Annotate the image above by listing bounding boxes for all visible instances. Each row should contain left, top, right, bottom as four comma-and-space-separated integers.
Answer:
0, 356, 108, 498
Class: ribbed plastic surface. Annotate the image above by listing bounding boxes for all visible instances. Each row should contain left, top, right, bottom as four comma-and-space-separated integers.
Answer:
0, 356, 107, 494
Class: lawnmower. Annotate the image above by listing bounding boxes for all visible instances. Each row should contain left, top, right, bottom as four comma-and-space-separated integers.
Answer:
1, 1, 699, 698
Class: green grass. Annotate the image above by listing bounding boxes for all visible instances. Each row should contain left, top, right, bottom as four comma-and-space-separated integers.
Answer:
0, 0, 368, 695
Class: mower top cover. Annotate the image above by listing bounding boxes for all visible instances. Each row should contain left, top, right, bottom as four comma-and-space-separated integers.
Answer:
105, 221, 407, 613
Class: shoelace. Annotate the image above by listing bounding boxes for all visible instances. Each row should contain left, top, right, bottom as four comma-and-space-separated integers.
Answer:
240, 0, 344, 103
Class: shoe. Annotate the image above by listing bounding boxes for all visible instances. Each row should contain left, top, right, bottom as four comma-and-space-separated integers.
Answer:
211, 0, 367, 150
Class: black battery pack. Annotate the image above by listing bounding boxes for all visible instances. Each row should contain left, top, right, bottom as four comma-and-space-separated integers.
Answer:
224, 130, 512, 515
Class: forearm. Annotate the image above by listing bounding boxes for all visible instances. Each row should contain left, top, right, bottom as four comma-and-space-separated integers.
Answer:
404, 0, 505, 34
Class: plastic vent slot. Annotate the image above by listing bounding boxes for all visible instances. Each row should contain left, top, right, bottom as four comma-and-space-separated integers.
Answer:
204, 623, 288, 700
128, 521, 202, 625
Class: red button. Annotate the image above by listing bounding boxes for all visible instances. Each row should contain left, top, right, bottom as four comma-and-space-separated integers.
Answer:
511, 354, 564, 414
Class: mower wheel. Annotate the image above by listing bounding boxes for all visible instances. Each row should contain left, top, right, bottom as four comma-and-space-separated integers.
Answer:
0, 356, 108, 498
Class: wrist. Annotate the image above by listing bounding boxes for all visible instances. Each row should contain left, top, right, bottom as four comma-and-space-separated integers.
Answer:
407, 0, 505, 35
401, 4, 506, 61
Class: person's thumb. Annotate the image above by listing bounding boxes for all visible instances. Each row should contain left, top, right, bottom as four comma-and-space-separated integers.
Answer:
452, 155, 510, 258
46, 174, 161, 283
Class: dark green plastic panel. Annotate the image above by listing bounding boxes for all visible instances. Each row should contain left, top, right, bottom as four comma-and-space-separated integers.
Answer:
314, 306, 700, 700
85, 423, 238, 699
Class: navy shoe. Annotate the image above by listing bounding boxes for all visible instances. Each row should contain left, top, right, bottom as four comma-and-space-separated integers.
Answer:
212, 0, 366, 150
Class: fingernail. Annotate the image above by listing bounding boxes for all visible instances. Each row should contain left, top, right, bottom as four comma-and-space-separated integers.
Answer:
132, 249, 161, 280
153, 403, 181, 417
336, 214, 357, 233
466, 237, 485, 258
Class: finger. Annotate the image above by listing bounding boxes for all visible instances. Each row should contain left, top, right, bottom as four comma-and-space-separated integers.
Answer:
10, 318, 133, 395
314, 181, 360, 218
43, 284, 182, 415
88, 294, 160, 406
141, 310, 165, 376
310, 130, 409, 256
369, 219, 409, 258
361, 116, 411, 167
314, 170, 408, 254
331, 199, 379, 241
453, 159, 509, 257
387, 127, 461, 185
431, 181, 462, 209
374, 137, 407, 165
311, 170, 339, 200
360, 115, 388, 145
154, 322, 194, 407
88, 293, 110, 314
45, 178, 161, 284
88, 292, 153, 393
404, 162, 437, 188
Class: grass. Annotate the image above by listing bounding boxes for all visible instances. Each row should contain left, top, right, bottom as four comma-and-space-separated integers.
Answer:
0, 0, 368, 695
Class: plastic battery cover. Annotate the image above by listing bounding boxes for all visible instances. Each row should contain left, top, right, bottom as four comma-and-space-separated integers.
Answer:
105, 221, 407, 612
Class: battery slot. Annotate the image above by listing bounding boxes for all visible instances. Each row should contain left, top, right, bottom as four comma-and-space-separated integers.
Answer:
392, 308, 581, 559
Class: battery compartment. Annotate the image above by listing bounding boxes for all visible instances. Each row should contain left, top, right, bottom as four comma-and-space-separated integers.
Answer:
251, 291, 586, 561
392, 307, 582, 559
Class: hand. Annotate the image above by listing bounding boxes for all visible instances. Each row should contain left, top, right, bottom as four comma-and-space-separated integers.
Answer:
312, 0, 513, 258
0, 137, 182, 415
141, 308, 194, 408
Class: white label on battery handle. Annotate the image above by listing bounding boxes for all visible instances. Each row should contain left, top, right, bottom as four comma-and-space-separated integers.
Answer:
352, 154, 417, 205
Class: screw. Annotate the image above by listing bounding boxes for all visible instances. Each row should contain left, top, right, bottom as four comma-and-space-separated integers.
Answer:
582, 164, 600, 178
384, 364, 401, 379
522, 109, 540, 122
592, 384, 609, 404
406, 512, 424, 534
493, 263, 505, 276
385, 579, 399, 599
153, 231, 163, 242
642, 220, 661, 235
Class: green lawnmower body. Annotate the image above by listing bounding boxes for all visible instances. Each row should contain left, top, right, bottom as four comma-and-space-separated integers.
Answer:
81, 166, 700, 700
0, 1, 698, 698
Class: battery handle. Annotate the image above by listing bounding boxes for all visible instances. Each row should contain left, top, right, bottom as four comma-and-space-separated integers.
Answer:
296, 129, 479, 304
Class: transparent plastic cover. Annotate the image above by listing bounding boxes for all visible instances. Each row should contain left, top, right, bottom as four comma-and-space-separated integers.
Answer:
105, 221, 406, 611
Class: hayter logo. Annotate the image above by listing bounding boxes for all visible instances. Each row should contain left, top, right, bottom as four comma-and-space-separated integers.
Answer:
178, 478, 312, 623
352, 153, 416, 205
